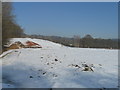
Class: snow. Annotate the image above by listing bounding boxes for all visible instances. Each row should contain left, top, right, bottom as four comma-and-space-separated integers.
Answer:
7, 38, 63, 49
0, 38, 119, 88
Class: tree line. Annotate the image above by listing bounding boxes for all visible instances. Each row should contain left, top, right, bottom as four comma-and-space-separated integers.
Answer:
28, 34, 119, 49
2, 2, 24, 51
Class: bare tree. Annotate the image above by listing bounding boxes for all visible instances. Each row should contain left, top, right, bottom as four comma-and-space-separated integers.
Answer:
73, 35, 80, 47
2, 2, 24, 51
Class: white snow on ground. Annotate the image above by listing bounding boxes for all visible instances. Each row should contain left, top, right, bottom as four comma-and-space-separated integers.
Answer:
7, 38, 63, 49
0, 38, 118, 88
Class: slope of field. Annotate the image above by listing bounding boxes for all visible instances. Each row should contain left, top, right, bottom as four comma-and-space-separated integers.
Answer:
0, 38, 118, 88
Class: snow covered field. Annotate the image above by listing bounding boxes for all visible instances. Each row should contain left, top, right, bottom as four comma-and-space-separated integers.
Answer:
0, 38, 118, 88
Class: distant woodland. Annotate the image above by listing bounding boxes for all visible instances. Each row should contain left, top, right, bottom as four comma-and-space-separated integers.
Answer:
2, 2, 119, 51
27, 34, 119, 49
